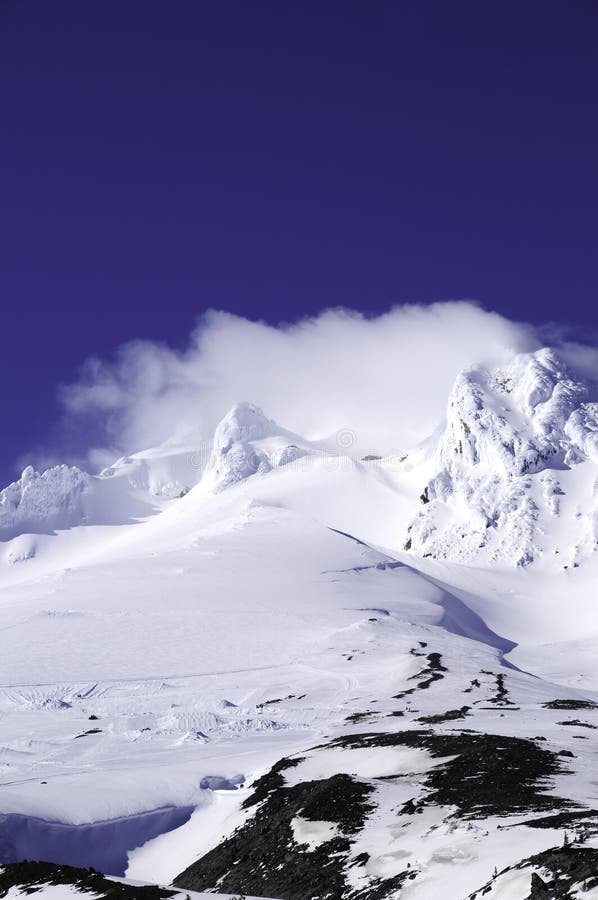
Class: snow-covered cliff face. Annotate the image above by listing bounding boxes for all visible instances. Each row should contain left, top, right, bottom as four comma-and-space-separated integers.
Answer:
202, 402, 308, 491
405, 349, 598, 566
0, 465, 90, 542
436, 348, 593, 477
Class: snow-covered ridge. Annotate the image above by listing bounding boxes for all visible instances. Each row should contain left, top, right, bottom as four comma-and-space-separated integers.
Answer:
0, 403, 315, 547
0, 465, 90, 543
202, 402, 310, 492
436, 348, 594, 478
101, 442, 205, 498
405, 349, 598, 566
4, 350, 598, 572
0, 444, 205, 545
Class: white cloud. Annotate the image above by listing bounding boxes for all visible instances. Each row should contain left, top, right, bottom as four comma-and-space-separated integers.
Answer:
57, 301, 541, 469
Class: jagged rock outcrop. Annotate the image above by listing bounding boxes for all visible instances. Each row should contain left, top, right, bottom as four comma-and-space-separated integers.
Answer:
405, 349, 598, 566
203, 401, 308, 491
0, 464, 90, 541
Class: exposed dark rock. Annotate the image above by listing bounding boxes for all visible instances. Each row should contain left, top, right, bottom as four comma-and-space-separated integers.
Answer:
326, 729, 568, 817
426, 652, 447, 673
174, 728, 570, 899
529, 871, 551, 897
469, 846, 598, 898
0, 861, 177, 898
399, 798, 425, 815
242, 755, 302, 809
256, 693, 301, 708
417, 705, 471, 724
346, 711, 377, 723
557, 719, 598, 729
479, 670, 515, 705
350, 870, 417, 899
394, 652, 447, 699
175, 771, 400, 900
517, 809, 598, 830
543, 699, 598, 710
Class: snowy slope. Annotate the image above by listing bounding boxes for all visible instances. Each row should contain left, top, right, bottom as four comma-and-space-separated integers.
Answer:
2, 348, 598, 899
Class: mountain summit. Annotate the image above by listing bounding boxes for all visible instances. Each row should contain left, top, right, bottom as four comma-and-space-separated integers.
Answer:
203, 401, 309, 491
405, 348, 598, 566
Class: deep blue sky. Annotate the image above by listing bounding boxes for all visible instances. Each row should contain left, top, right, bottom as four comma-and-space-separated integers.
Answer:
1, 0, 597, 483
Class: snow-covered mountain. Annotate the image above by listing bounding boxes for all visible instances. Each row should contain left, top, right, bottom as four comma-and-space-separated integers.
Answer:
405, 348, 598, 567
2, 347, 598, 900
0, 464, 90, 544
0, 438, 207, 563
202, 402, 311, 492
